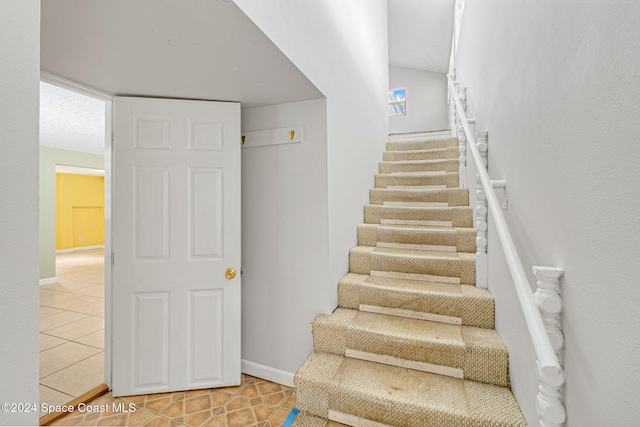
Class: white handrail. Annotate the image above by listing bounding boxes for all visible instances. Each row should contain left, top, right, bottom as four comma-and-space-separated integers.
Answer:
446, 74, 562, 377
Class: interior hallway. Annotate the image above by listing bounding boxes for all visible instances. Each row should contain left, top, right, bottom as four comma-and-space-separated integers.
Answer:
39, 249, 105, 416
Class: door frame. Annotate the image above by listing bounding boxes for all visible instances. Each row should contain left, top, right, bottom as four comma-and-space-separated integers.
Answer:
41, 71, 115, 388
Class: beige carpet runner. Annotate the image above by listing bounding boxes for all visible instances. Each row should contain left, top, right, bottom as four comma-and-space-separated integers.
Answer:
292, 134, 526, 426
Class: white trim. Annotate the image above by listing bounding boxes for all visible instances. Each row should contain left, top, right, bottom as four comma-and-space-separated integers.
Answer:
389, 171, 446, 177
241, 126, 304, 148
382, 201, 449, 208
370, 270, 461, 285
387, 185, 447, 190
56, 165, 105, 176
388, 130, 451, 142
39, 277, 58, 286
376, 242, 457, 252
381, 219, 453, 227
56, 245, 105, 254
360, 304, 462, 325
40, 71, 114, 101
345, 349, 464, 379
241, 359, 294, 387
104, 99, 113, 389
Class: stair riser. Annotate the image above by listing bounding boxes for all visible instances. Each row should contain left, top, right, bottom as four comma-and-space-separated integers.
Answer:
374, 173, 458, 189
383, 147, 459, 161
364, 205, 473, 228
379, 160, 459, 174
296, 376, 333, 421
349, 248, 476, 285
357, 224, 476, 253
312, 311, 510, 387
338, 280, 495, 329
369, 188, 469, 207
386, 138, 458, 151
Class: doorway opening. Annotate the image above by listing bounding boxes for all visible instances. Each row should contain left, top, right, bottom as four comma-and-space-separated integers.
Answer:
38, 77, 112, 419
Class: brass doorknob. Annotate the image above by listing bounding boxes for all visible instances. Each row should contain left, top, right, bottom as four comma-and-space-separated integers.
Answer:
225, 268, 237, 280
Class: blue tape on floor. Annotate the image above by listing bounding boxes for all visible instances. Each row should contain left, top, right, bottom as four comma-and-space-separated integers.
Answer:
282, 407, 299, 427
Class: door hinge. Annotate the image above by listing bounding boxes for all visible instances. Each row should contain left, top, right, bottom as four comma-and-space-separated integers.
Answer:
111, 132, 115, 150
111, 251, 115, 266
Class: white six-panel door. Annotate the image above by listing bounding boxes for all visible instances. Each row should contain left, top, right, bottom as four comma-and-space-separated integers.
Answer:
111, 97, 241, 396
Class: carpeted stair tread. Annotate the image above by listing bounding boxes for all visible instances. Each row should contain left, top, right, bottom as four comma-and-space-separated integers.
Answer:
294, 353, 526, 427
386, 137, 458, 151
349, 246, 476, 285
374, 172, 459, 189
379, 158, 459, 174
369, 187, 469, 207
357, 223, 476, 253
313, 308, 509, 387
337, 273, 494, 328
364, 204, 473, 228
383, 146, 460, 161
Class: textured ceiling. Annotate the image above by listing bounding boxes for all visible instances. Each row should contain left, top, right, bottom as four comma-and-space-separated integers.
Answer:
388, 0, 455, 73
40, 82, 106, 155
40, 0, 323, 108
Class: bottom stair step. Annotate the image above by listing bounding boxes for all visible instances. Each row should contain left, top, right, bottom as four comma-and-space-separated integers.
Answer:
295, 353, 526, 427
292, 412, 349, 427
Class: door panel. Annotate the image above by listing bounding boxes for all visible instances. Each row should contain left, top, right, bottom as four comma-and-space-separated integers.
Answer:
112, 96, 241, 396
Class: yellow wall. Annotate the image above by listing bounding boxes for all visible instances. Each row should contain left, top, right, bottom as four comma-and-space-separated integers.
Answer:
56, 173, 105, 250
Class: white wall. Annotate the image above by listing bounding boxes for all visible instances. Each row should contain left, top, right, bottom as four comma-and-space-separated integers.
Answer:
0, 2, 41, 425
389, 65, 449, 134
240, 99, 329, 382
455, 1, 640, 425
233, 0, 389, 312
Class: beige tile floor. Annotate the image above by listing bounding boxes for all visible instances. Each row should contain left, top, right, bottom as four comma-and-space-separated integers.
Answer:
40, 249, 105, 416
51, 374, 296, 427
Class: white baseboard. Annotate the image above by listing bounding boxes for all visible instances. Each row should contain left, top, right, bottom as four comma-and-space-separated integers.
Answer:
388, 130, 451, 142
241, 359, 295, 387
39, 277, 58, 286
56, 245, 105, 254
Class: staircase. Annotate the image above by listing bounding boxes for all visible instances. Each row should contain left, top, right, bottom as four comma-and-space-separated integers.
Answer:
292, 133, 526, 427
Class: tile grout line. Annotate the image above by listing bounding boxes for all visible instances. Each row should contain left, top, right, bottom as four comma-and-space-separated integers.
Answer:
52, 378, 295, 426
40, 384, 75, 399
40, 251, 108, 422
40, 351, 104, 385
136, 377, 292, 426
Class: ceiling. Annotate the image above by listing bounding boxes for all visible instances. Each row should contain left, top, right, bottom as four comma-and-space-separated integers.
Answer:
40, 81, 106, 155
39, 0, 453, 155
388, 0, 455, 73
39, 0, 324, 156
40, 0, 323, 108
